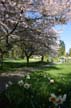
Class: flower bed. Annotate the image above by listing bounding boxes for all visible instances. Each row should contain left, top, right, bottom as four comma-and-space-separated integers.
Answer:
0, 73, 71, 108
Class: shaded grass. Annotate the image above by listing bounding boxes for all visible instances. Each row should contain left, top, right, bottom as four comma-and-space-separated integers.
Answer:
0, 59, 59, 73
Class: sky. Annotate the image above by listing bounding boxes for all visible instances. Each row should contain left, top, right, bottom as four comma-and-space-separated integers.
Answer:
55, 23, 71, 53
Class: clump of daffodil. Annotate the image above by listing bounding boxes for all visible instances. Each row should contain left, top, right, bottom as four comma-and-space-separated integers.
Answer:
49, 93, 67, 106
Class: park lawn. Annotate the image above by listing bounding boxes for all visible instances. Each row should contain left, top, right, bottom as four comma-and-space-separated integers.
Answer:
0, 58, 41, 72
4, 57, 41, 63
42, 63, 71, 85
0, 61, 71, 108
29, 63, 71, 94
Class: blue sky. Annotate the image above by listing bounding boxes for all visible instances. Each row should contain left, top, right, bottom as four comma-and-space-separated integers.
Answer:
25, 11, 42, 19
55, 23, 71, 53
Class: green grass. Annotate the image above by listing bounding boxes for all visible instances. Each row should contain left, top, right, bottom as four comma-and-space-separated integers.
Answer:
0, 60, 71, 108
28, 63, 71, 95
0, 59, 48, 73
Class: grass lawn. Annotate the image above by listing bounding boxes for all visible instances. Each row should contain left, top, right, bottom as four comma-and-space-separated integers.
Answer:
0, 60, 71, 108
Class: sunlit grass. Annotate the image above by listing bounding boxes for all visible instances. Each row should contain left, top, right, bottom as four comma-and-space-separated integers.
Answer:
4, 57, 41, 63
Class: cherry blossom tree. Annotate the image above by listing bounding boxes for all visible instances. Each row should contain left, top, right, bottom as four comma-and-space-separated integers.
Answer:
0, 0, 71, 65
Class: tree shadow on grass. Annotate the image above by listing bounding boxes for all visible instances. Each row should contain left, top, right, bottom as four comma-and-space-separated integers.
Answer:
0, 75, 23, 93
0, 61, 61, 73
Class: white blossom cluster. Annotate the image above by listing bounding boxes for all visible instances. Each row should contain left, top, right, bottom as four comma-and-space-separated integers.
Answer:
5, 74, 31, 89
18, 79, 31, 89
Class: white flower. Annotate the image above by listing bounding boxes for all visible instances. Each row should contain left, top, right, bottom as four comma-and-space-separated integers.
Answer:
8, 81, 13, 85
12, 2, 16, 6
49, 93, 57, 104
51, 93, 56, 98
2, 0, 5, 2
24, 83, 31, 89
18, 80, 24, 86
49, 93, 67, 106
56, 94, 67, 104
5, 84, 9, 89
10, 1, 16, 6
50, 79, 54, 84
5, 14, 9, 18
56, 95, 63, 104
62, 94, 67, 102
26, 74, 30, 79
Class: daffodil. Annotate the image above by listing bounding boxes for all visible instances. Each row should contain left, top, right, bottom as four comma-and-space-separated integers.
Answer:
24, 83, 31, 89
49, 93, 57, 104
18, 80, 24, 86
5, 84, 9, 89
26, 74, 30, 79
56, 94, 67, 105
8, 81, 13, 85
50, 79, 54, 84
49, 93, 67, 106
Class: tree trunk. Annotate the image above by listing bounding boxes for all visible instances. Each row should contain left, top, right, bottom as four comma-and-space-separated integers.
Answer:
0, 53, 3, 69
26, 56, 30, 66
11, 49, 14, 58
41, 55, 44, 62
21, 49, 24, 58
24, 50, 34, 66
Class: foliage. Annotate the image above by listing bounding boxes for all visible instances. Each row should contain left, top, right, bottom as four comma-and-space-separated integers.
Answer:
68, 48, 71, 56
58, 40, 66, 56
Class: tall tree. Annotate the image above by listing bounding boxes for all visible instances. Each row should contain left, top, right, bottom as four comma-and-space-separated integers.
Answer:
69, 48, 71, 56
58, 40, 66, 56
